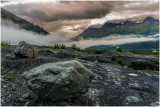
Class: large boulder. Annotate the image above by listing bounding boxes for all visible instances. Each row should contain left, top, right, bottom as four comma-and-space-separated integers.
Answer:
14, 41, 35, 58
26, 60, 93, 101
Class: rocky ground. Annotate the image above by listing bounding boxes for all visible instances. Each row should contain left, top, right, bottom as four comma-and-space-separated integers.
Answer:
1, 45, 159, 106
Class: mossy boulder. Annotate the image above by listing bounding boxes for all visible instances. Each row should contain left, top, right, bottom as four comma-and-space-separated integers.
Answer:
26, 60, 93, 101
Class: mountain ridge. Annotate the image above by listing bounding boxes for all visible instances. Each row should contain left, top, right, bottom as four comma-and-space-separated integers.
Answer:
1, 8, 49, 35
73, 17, 159, 40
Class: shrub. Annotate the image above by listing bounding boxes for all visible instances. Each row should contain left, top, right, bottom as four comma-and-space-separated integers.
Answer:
116, 48, 122, 52
111, 55, 116, 61
54, 44, 60, 49
76, 47, 81, 51
116, 58, 123, 65
71, 44, 76, 50
42, 45, 54, 48
1, 41, 10, 47
60, 44, 66, 49
84, 49, 107, 54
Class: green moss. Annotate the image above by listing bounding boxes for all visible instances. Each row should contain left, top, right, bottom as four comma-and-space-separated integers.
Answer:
4, 74, 11, 80
1, 41, 10, 47
53, 49, 61, 51
1, 58, 6, 62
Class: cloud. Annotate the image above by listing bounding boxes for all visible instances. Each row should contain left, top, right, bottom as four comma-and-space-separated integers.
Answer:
1, 20, 68, 46
2, 21, 157, 49
2, 1, 159, 37
3, 1, 111, 22
65, 35, 158, 49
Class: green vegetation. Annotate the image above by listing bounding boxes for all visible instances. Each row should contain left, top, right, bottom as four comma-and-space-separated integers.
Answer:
1, 8, 49, 35
116, 58, 123, 65
71, 44, 84, 52
1, 58, 6, 62
110, 55, 116, 61
81, 24, 159, 39
4, 72, 13, 79
42, 45, 54, 48
1, 66, 4, 72
84, 49, 107, 54
71, 44, 76, 50
116, 48, 122, 52
123, 49, 159, 56
53, 49, 61, 51
70, 44, 107, 54
78, 17, 159, 39
1, 41, 10, 47
152, 59, 159, 65
42, 44, 66, 49
54, 44, 66, 49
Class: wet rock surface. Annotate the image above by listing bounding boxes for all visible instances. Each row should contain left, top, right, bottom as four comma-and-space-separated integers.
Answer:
1, 45, 159, 106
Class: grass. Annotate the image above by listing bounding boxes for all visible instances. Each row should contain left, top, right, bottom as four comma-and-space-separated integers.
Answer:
53, 49, 61, 51
123, 49, 159, 56
1, 41, 10, 47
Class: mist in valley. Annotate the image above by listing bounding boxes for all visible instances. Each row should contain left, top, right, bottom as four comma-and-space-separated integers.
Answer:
1, 20, 158, 49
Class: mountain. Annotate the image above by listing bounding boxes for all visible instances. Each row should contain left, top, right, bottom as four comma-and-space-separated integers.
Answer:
74, 17, 159, 40
1, 8, 49, 35
88, 39, 159, 49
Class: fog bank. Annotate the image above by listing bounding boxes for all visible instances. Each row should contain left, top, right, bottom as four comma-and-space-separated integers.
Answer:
1, 24, 158, 49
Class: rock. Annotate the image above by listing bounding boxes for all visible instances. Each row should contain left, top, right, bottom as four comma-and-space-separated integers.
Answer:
46, 49, 54, 53
14, 41, 35, 59
129, 82, 150, 91
22, 93, 30, 99
24, 101, 35, 106
149, 101, 159, 106
129, 82, 142, 89
26, 60, 93, 101
24, 102, 30, 106
19, 98, 25, 103
124, 96, 141, 105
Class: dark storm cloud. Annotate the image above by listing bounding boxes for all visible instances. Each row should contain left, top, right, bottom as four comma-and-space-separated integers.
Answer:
3, 1, 159, 22
3, 1, 111, 22
2, 1, 159, 36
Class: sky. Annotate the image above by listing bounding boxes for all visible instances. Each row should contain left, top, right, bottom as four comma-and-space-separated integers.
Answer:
1, 0, 159, 38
